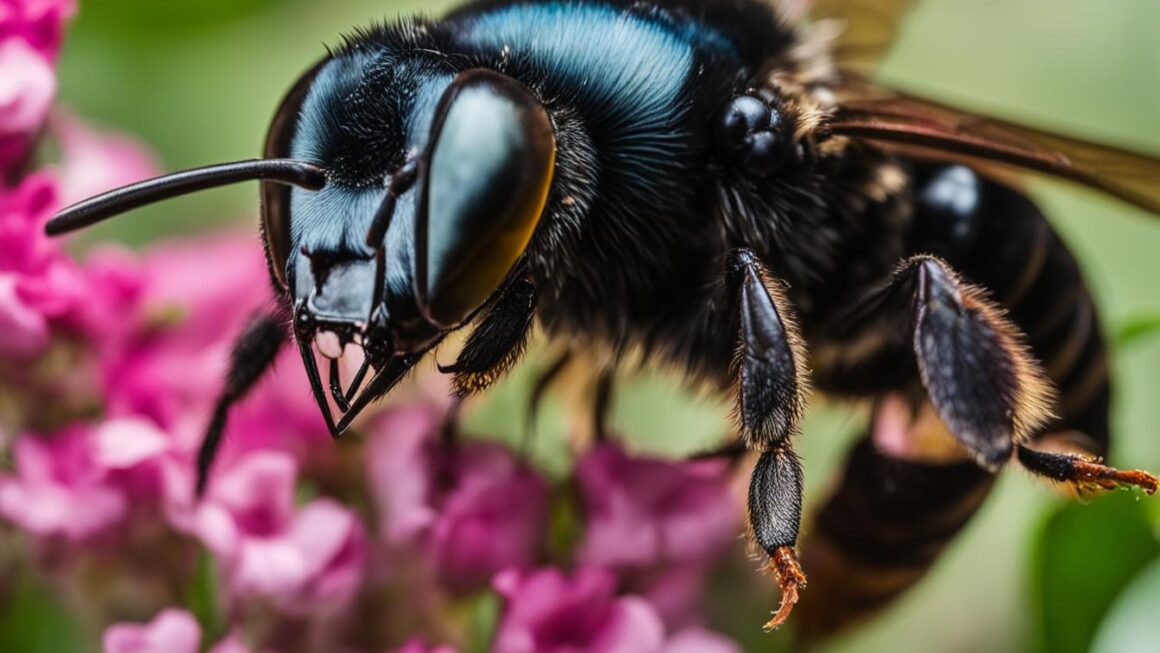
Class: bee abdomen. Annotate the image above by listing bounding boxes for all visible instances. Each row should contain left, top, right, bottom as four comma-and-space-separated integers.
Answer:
797, 437, 995, 638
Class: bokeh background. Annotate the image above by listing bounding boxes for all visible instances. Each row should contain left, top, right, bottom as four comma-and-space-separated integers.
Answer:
6, 0, 1160, 651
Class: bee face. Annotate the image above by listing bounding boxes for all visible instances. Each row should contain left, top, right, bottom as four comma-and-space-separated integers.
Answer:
266, 52, 557, 410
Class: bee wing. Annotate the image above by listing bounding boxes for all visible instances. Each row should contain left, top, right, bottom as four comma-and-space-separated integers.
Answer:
826, 79, 1160, 215
808, 0, 916, 75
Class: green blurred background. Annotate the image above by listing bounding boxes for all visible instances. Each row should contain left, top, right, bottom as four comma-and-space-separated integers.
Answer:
21, 0, 1160, 651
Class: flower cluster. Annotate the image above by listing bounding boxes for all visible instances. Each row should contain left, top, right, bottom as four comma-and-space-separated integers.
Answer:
0, 2, 752, 651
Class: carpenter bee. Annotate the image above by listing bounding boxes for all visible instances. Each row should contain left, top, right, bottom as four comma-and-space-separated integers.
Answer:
47, 0, 1160, 637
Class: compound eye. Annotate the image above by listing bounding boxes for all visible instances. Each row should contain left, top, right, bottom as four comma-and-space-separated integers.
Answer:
261, 58, 327, 290
416, 69, 556, 328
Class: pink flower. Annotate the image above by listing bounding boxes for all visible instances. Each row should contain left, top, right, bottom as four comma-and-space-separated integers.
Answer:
96, 232, 328, 468
369, 406, 550, 592
0, 172, 92, 358
190, 451, 366, 614
102, 609, 250, 653
492, 567, 665, 653
0, 424, 126, 542
0, 38, 54, 165
0, 418, 188, 542
661, 628, 741, 653
492, 568, 741, 653
0, 0, 76, 59
388, 639, 458, 653
575, 443, 740, 569
103, 608, 200, 653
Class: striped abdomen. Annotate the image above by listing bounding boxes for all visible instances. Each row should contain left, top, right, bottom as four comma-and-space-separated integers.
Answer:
798, 164, 1109, 636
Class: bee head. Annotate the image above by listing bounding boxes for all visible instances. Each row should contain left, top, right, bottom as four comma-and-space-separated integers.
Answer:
278, 60, 556, 411
45, 52, 556, 429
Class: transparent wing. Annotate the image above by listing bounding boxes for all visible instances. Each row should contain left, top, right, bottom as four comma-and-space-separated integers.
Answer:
808, 0, 915, 75
826, 79, 1160, 214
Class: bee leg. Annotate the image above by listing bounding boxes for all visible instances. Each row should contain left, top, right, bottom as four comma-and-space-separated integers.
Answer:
438, 278, 537, 397
861, 255, 1056, 469
520, 350, 573, 458
197, 311, 288, 496
1016, 442, 1158, 496
750, 445, 807, 632
726, 248, 810, 630
592, 370, 614, 442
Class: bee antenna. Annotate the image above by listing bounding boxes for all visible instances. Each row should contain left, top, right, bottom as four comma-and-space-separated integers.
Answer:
45, 159, 327, 236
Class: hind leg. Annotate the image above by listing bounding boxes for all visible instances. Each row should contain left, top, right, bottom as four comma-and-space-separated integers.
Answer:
1017, 440, 1158, 496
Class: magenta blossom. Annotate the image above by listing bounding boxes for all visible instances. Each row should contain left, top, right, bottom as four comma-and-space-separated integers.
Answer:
388, 639, 459, 653
662, 628, 742, 653
0, 38, 54, 163
492, 567, 740, 653
575, 442, 740, 569
493, 567, 666, 653
0, 423, 126, 542
0, 417, 190, 543
103, 609, 252, 653
369, 406, 550, 592
0, 172, 91, 357
53, 112, 159, 207
189, 451, 366, 614
103, 608, 201, 653
95, 232, 329, 470
0, 0, 74, 169
0, 0, 76, 59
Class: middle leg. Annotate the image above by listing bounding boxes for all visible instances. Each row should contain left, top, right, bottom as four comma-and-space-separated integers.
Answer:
725, 248, 811, 630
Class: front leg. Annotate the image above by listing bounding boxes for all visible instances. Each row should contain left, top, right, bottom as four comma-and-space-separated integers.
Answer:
726, 249, 811, 630
439, 278, 537, 397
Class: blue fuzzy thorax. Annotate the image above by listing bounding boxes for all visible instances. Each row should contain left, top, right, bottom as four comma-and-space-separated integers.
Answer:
447, 2, 743, 228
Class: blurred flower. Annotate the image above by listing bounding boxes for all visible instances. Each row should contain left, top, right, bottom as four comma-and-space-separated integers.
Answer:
103, 609, 252, 653
636, 565, 709, 630
575, 442, 740, 569
53, 112, 159, 206
492, 567, 741, 653
0, 0, 75, 170
388, 639, 459, 653
491, 567, 665, 653
369, 406, 550, 592
0, 0, 76, 59
0, 417, 191, 543
0, 172, 91, 357
102, 608, 200, 653
0, 424, 125, 543
661, 628, 742, 653
0, 38, 54, 165
189, 451, 366, 614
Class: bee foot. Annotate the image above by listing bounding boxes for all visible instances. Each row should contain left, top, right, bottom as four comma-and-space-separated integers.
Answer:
1072, 459, 1159, 495
763, 546, 807, 632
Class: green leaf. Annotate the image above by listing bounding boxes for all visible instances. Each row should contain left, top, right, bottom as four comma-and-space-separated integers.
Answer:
1115, 314, 1160, 348
1031, 491, 1160, 653
0, 571, 89, 653
1091, 556, 1160, 653
466, 591, 501, 653
185, 549, 223, 643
